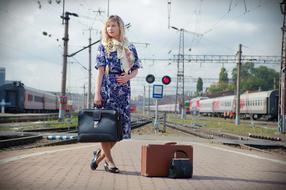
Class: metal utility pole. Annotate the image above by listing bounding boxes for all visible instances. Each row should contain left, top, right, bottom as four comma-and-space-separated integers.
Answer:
279, 0, 286, 133
148, 85, 151, 114
83, 84, 86, 109
143, 85, 146, 115
59, 12, 78, 121
107, 0, 110, 17
167, 0, 171, 29
235, 44, 242, 125
61, 0, 65, 25
87, 28, 92, 109
172, 27, 185, 119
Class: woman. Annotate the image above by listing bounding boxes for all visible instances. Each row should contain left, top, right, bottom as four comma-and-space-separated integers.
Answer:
91, 15, 140, 173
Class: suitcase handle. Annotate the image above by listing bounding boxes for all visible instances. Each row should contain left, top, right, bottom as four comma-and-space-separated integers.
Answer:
164, 142, 177, 145
173, 150, 188, 158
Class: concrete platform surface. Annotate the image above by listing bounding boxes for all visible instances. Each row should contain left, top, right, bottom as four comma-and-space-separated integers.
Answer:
0, 135, 286, 190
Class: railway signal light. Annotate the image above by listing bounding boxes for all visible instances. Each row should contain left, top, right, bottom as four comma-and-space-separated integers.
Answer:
162, 75, 171, 85
146, 74, 155, 84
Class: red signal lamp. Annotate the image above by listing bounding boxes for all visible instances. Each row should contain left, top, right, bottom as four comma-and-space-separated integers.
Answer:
162, 75, 171, 85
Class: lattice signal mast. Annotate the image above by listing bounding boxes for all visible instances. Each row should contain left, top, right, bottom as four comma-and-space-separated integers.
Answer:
171, 26, 203, 118
172, 28, 185, 118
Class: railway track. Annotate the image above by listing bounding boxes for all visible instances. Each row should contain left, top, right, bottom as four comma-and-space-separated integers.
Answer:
186, 115, 278, 128
2, 114, 284, 155
0, 113, 58, 123
0, 118, 153, 150
164, 121, 286, 154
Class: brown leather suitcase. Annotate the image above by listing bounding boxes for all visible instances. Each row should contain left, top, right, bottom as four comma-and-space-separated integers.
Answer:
141, 142, 193, 177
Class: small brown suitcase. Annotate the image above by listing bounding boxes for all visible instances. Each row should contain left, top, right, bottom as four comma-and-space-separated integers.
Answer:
141, 142, 193, 177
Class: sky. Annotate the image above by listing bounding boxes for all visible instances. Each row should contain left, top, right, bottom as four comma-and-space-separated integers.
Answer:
0, 0, 283, 98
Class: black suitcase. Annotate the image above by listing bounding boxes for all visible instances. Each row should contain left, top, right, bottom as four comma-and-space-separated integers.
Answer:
77, 109, 122, 142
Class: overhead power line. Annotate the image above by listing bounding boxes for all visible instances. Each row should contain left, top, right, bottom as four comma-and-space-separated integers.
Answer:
141, 55, 281, 65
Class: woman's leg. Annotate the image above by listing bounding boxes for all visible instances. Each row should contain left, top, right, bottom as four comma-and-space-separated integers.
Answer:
96, 142, 116, 163
100, 142, 117, 164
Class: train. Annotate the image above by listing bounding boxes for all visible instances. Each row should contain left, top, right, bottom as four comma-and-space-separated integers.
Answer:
0, 81, 137, 114
0, 81, 59, 113
198, 90, 278, 120
130, 104, 137, 113
149, 90, 278, 120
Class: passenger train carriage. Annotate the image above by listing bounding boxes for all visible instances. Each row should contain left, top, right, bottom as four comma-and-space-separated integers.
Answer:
148, 90, 278, 120
190, 97, 208, 114
199, 90, 278, 120
0, 81, 58, 113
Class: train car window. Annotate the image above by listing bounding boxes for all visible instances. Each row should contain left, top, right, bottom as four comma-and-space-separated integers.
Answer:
35, 96, 43, 102
28, 94, 33, 101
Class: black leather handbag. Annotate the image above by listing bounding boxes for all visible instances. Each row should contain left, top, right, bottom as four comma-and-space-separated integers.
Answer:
77, 109, 123, 142
168, 150, 193, 178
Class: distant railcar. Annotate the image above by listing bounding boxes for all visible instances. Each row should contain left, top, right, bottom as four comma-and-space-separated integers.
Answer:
189, 97, 208, 115
185, 101, 190, 114
147, 90, 278, 120
0, 81, 58, 113
130, 104, 136, 113
149, 103, 180, 113
197, 90, 278, 120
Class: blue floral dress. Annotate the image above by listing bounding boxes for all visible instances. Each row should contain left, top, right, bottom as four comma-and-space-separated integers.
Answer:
95, 42, 140, 139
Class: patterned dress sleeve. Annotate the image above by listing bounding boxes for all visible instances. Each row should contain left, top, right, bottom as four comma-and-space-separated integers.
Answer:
95, 43, 107, 69
129, 44, 141, 72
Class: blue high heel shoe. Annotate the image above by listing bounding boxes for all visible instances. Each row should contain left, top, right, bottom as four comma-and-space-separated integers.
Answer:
90, 149, 101, 170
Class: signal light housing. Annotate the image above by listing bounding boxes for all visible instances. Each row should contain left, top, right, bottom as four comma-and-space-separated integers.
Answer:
146, 74, 155, 84
162, 75, 171, 85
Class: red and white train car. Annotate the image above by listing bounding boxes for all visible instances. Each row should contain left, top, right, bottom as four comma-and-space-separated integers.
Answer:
196, 90, 278, 120
189, 97, 208, 114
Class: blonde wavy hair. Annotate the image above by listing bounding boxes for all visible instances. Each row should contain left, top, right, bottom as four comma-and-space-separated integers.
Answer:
101, 15, 126, 45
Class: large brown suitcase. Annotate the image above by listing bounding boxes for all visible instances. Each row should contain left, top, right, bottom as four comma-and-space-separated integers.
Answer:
141, 142, 193, 177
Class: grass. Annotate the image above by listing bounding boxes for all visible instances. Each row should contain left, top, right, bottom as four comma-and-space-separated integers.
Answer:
47, 117, 78, 128
167, 114, 285, 138
0, 116, 78, 132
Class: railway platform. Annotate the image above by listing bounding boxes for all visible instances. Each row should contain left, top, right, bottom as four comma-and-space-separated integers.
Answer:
0, 134, 286, 190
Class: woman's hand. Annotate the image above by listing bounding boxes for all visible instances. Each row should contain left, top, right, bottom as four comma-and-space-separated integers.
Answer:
125, 49, 132, 66
94, 93, 102, 108
116, 73, 130, 84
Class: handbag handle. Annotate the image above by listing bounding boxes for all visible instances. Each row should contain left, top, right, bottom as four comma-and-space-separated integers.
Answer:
94, 103, 103, 109
84, 108, 102, 121
173, 150, 188, 158
164, 142, 177, 145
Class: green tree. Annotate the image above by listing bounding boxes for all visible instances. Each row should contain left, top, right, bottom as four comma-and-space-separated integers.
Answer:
196, 77, 203, 95
207, 67, 233, 95
207, 81, 234, 94
219, 67, 229, 83
232, 62, 279, 92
